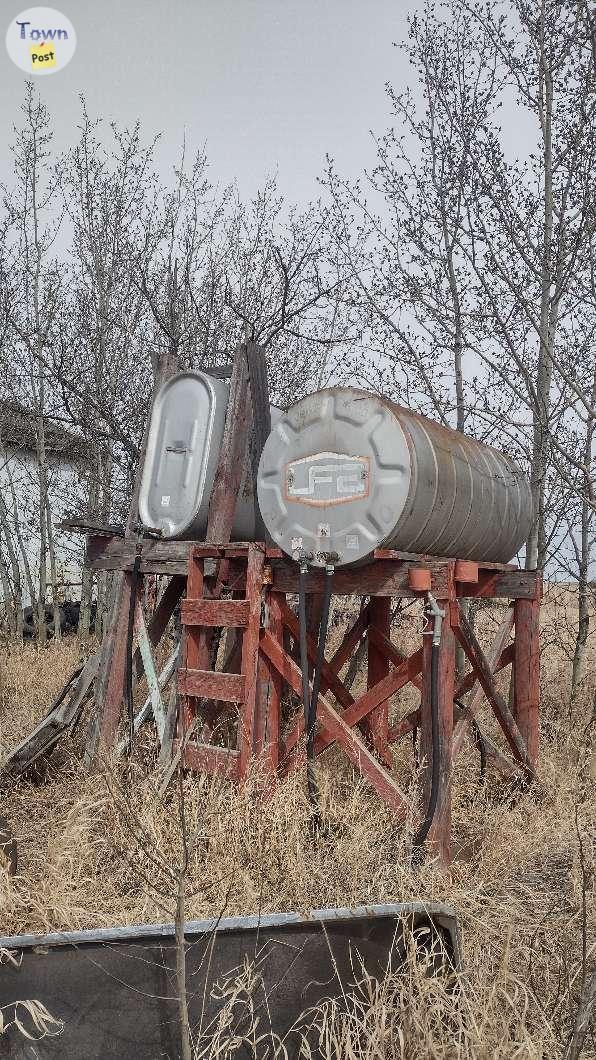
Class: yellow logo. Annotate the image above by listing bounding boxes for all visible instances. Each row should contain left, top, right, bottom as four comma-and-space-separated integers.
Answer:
30, 39, 56, 68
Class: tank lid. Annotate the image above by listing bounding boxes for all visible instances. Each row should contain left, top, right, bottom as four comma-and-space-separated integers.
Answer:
257, 389, 411, 568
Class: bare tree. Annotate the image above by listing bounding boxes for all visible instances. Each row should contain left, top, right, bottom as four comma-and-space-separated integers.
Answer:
2, 83, 65, 642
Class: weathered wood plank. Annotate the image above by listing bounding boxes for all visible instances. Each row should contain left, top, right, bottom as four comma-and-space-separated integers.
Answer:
260, 630, 412, 818
178, 669, 245, 703
513, 595, 541, 769
363, 597, 392, 765
388, 708, 421, 743
454, 610, 533, 774
207, 345, 251, 543
181, 599, 250, 628
452, 609, 515, 759
134, 605, 166, 740
179, 742, 240, 780
4, 654, 100, 776
237, 546, 265, 779
368, 627, 423, 693
271, 560, 451, 598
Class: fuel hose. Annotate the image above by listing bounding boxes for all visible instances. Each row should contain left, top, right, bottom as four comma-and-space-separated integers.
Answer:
298, 556, 334, 828
412, 594, 443, 853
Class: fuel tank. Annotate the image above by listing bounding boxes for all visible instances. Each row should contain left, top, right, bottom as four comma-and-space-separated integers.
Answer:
139, 370, 266, 540
257, 387, 532, 568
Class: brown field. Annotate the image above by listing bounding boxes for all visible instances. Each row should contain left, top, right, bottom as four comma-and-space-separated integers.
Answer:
0, 585, 594, 1058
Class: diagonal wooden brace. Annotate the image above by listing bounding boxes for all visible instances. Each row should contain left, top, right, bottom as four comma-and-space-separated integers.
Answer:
259, 630, 412, 818
454, 609, 534, 776
452, 608, 515, 760
281, 642, 423, 757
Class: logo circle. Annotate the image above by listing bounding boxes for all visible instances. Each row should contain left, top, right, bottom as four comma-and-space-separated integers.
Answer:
6, 7, 76, 75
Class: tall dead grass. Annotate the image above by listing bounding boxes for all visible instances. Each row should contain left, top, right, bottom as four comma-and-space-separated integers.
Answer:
0, 590, 593, 1057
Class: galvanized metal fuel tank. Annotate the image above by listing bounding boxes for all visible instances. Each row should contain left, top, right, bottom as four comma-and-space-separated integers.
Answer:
139, 370, 265, 540
257, 387, 532, 568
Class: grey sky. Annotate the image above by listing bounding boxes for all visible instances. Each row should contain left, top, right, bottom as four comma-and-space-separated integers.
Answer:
2, 0, 417, 203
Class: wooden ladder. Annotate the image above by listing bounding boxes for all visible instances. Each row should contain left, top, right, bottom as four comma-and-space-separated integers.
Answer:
177, 543, 265, 781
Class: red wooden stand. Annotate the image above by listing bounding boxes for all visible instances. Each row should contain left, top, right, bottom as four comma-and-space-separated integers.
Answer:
176, 542, 541, 863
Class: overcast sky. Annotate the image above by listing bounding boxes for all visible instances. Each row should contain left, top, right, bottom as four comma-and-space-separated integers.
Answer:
1, 0, 419, 204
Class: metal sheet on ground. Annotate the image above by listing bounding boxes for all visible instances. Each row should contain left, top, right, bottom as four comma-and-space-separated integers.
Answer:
0, 904, 459, 1059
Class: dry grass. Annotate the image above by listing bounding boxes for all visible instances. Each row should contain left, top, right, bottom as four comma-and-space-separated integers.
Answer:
0, 588, 594, 1057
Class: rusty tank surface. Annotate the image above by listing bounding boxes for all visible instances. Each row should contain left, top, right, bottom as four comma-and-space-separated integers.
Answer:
257, 387, 532, 568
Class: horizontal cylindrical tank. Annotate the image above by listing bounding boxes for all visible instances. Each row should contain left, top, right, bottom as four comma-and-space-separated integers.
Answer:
139, 371, 264, 540
257, 387, 532, 568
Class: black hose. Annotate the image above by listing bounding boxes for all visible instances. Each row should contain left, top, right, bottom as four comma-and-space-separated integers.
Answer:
307, 568, 333, 812
298, 561, 334, 828
125, 554, 142, 755
412, 639, 441, 851
298, 565, 311, 759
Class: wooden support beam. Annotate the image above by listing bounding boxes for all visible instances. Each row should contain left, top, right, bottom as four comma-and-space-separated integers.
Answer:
324, 604, 370, 684
368, 627, 423, 693
454, 609, 534, 775
362, 596, 392, 766
237, 545, 265, 779
181, 599, 250, 628
513, 593, 541, 769
206, 346, 252, 543
179, 742, 240, 780
178, 669, 245, 703
280, 645, 423, 757
262, 629, 412, 817
254, 590, 284, 780
86, 570, 136, 764
278, 601, 354, 710
388, 708, 421, 743
452, 609, 515, 760
454, 641, 514, 702
133, 604, 167, 740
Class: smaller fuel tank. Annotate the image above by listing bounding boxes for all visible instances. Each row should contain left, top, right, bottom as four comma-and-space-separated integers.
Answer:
139, 371, 259, 540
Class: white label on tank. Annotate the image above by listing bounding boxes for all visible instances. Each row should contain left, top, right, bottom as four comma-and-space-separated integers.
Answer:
346, 534, 359, 550
317, 523, 330, 538
161, 495, 170, 507
285, 452, 369, 506
291, 536, 303, 551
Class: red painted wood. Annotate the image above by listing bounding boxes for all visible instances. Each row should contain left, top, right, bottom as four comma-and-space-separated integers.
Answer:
454, 641, 514, 702
260, 630, 411, 818
279, 601, 354, 709
265, 592, 284, 774
179, 741, 240, 780
178, 668, 245, 702
452, 609, 514, 760
237, 546, 265, 779
279, 645, 424, 757
324, 604, 370, 683
368, 627, 424, 693
513, 593, 541, 769
454, 611, 533, 774
181, 599, 250, 628
388, 708, 421, 742
362, 596, 392, 766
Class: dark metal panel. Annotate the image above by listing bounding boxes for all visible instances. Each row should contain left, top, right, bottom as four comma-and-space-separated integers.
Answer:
0, 905, 460, 1060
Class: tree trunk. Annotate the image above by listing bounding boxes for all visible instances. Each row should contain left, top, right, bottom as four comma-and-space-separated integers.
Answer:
0, 490, 23, 640
46, 494, 61, 641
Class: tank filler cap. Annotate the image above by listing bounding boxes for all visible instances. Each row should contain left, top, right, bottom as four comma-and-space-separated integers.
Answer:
257, 389, 412, 568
